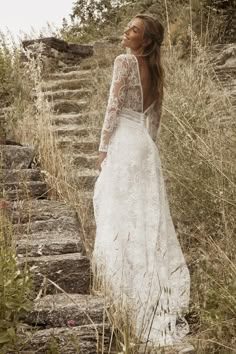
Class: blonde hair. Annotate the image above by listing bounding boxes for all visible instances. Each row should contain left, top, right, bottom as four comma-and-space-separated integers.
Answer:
134, 13, 165, 123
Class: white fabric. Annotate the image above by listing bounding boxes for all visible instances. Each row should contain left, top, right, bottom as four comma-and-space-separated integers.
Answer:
93, 54, 190, 347
99, 54, 160, 152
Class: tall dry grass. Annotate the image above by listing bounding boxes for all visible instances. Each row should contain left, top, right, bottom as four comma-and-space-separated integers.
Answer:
81, 37, 236, 352
2, 20, 235, 354
159, 39, 236, 352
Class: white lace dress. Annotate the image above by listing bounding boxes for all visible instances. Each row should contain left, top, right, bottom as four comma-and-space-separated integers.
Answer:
92, 54, 190, 347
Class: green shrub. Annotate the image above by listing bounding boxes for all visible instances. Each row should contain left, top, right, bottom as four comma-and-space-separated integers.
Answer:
0, 205, 33, 353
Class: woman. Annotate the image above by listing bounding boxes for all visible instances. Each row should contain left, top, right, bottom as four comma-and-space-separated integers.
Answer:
93, 14, 191, 349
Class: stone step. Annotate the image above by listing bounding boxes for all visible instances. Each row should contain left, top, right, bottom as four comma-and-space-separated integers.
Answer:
215, 66, 236, 74
0, 144, 34, 169
11, 199, 78, 224
16, 232, 82, 257
12, 199, 84, 255
2, 181, 47, 201
57, 138, 99, 154
70, 168, 98, 192
52, 124, 100, 139
13, 216, 79, 239
24, 293, 107, 327
23, 323, 111, 354
43, 88, 92, 101
46, 69, 93, 81
42, 78, 92, 91
64, 152, 98, 169
52, 111, 99, 126
0, 168, 43, 184
79, 58, 98, 70
22, 253, 91, 294
52, 99, 88, 114
61, 65, 81, 73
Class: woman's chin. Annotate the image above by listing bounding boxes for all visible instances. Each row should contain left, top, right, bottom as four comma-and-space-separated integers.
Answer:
121, 39, 128, 48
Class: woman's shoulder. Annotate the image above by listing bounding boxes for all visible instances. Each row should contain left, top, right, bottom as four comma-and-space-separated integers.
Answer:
114, 53, 137, 66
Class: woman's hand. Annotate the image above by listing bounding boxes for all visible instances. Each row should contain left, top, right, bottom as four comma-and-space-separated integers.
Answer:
98, 151, 107, 172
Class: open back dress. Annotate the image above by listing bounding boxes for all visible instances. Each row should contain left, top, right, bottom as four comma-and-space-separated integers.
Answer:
92, 54, 190, 347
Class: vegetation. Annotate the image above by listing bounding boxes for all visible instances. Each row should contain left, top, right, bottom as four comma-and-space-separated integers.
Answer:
0, 0, 235, 353
0, 202, 33, 353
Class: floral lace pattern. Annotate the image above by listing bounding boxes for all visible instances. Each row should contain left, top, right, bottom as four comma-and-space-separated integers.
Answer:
99, 54, 160, 152
93, 54, 190, 347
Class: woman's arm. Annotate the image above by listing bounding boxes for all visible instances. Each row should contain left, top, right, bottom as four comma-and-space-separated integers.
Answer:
99, 55, 129, 152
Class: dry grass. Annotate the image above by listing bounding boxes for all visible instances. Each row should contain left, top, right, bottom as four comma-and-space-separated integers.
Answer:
159, 41, 236, 352
1, 14, 235, 354
81, 37, 236, 352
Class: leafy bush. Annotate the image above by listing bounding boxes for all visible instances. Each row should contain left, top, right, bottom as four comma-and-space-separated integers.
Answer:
0, 203, 32, 353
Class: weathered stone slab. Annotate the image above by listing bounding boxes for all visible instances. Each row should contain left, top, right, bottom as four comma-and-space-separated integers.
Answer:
17, 233, 82, 257
52, 111, 100, 126
2, 181, 47, 201
43, 88, 92, 101
0, 169, 43, 183
47, 69, 93, 81
12, 199, 78, 224
61, 65, 81, 73
52, 125, 91, 138
64, 153, 98, 169
21, 324, 111, 354
0, 145, 34, 169
79, 58, 99, 70
42, 78, 92, 91
52, 99, 88, 114
24, 293, 107, 327
70, 168, 98, 192
57, 139, 99, 154
52, 112, 91, 126
13, 214, 80, 235
22, 37, 93, 57
22, 253, 91, 294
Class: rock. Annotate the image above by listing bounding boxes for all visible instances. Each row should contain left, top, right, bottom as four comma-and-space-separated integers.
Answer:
46, 69, 93, 81
16, 233, 82, 257
0, 145, 34, 169
11, 199, 78, 224
57, 139, 99, 154
61, 65, 81, 73
42, 78, 92, 91
70, 168, 98, 192
52, 99, 88, 114
52, 111, 98, 126
0, 169, 43, 184
22, 37, 94, 67
43, 88, 92, 101
64, 152, 98, 169
79, 58, 99, 70
0, 169, 47, 201
21, 324, 111, 354
52, 125, 92, 139
24, 293, 108, 327
2, 181, 47, 201
14, 214, 80, 236
21, 253, 91, 294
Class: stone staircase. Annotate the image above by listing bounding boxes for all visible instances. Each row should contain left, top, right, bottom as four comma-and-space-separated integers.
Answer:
0, 143, 110, 352
1, 35, 235, 353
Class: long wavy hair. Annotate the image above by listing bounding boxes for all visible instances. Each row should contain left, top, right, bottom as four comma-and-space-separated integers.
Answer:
134, 14, 165, 121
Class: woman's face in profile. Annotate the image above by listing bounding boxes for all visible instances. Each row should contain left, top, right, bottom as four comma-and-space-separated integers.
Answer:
121, 17, 145, 51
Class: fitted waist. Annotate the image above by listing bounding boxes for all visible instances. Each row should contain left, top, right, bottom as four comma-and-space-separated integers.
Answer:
119, 108, 150, 131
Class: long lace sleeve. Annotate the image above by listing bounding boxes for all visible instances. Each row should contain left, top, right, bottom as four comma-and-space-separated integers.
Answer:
99, 55, 129, 152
